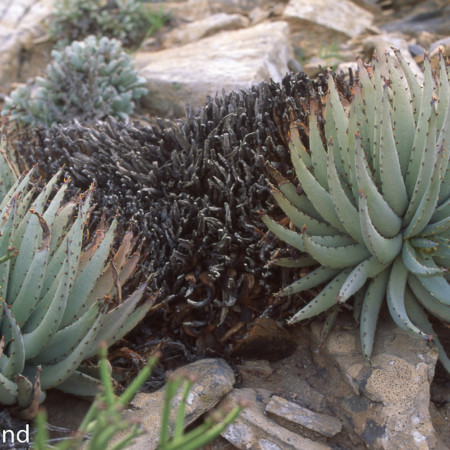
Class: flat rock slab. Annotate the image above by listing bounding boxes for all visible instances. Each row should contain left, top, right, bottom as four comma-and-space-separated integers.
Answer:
160, 13, 250, 48
0, 0, 54, 90
144, 0, 276, 22
283, 0, 376, 38
113, 358, 235, 450
135, 21, 293, 117
266, 395, 342, 438
218, 388, 331, 450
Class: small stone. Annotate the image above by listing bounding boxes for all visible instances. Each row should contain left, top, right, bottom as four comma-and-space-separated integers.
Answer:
283, 0, 377, 38
111, 358, 236, 449
288, 57, 303, 73
248, 7, 271, 25
161, 13, 249, 48
137, 358, 236, 425
266, 395, 342, 438
429, 37, 450, 55
408, 43, 426, 57
218, 388, 331, 450
414, 53, 425, 64
416, 31, 438, 50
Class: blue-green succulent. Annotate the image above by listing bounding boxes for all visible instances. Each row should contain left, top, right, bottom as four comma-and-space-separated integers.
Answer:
0, 149, 152, 413
263, 51, 450, 370
2, 36, 147, 127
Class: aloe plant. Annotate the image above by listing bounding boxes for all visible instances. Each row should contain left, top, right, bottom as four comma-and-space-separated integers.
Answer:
263, 51, 450, 370
2, 36, 147, 127
0, 161, 153, 413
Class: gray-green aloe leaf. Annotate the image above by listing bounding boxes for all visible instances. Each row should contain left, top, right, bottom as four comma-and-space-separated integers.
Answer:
0, 165, 153, 411
264, 51, 450, 372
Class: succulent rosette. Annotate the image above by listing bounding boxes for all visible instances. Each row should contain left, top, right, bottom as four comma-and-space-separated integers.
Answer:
263, 51, 450, 370
0, 148, 152, 412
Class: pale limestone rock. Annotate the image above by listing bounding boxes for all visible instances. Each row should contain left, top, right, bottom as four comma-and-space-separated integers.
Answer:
115, 358, 235, 450
143, 0, 212, 23
265, 395, 342, 438
135, 21, 293, 117
429, 37, 450, 56
289, 379, 327, 413
0, 0, 55, 91
283, 0, 377, 38
218, 388, 332, 450
248, 7, 272, 25
309, 318, 439, 449
144, 0, 274, 23
148, 0, 274, 20
209, 0, 276, 15
161, 13, 249, 48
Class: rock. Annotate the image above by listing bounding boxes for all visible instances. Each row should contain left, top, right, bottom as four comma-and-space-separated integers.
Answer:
209, 0, 276, 15
143, 0, 276, 27
248, 7, 272, 25
408, 43, 426, 56
350, 0, 382, 12
409, 43, 426, 63
288, 57, 303, 73
135, 21, 293, 117
416, 31, 438, 50
160, 13, 249, 48
231, 317, 298, 361
265, 395, 342, 438
113, 358, 235, 450
283, 0, 377, 38
377, 0, 425, 12
288, 379, 328, 414
237, 346, 328, 414
429, 36, 450, 55
143, 0, 212, 23
218, 388, 331, 449
309, 317, 439, 449
380, 1, 450, 35
0, 0, 54, 92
